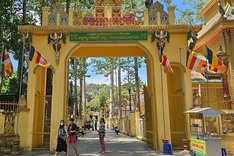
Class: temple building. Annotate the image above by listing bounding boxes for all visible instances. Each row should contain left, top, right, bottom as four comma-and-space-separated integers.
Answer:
0, 0, 234, 154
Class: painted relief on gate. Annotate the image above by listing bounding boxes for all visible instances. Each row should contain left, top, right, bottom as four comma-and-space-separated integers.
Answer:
49, 1, 168, 26
48, 2, 68, 25
4, 115, 15, 134
149, 1, 169, 25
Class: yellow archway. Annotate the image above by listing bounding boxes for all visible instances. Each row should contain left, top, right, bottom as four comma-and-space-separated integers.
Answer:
17, 1, 201, 151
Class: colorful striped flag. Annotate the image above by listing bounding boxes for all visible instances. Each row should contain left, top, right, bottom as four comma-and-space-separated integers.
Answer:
161, 54, 174, 74
29, 46, 50, 68
186, 51, 207, 73
206, 46, 222, 65
206, 46, 225, 72
209, 64, 226, 73
1, 45, 13, 78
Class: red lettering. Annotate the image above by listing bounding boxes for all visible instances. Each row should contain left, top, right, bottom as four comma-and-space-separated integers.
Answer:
112, 18, 119, 25
119, 18, 124, 25
90, 18, 95, 25
126, 17, 130, 25
82, 16, 135, 26
99, 18, 104, 25
130, 17, 135, 24
103, 18, 108, 25
83, 18, 88, 25
109, 18, 113, 25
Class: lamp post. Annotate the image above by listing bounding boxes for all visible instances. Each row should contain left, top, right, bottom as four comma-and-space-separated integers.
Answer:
217, 46, 231, 109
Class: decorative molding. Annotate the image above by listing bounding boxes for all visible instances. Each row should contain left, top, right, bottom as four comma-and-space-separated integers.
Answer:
18, 25, 202, 34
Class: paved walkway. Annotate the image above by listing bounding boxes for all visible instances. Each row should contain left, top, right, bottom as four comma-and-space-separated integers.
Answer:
18, 130, 187, 156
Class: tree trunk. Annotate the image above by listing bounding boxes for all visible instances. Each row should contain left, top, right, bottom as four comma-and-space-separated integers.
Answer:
74, 59, 78, 117
79, 77, 82, 118
82, 76, 86, 115
118, 58, 122, 118
109, 62, 114, 118
134, 57, 141, 113
66, 0, 70, 14
0, 24, 2, 92
22, 0, 26, 24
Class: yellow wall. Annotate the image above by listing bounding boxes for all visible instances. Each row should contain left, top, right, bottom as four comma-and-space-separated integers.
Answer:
16, 30, 198, 151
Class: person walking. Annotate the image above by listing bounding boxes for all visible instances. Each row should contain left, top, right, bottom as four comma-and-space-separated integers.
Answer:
98, 118, 105, 154
54, 120, 67, 156
67, 118, 79, 156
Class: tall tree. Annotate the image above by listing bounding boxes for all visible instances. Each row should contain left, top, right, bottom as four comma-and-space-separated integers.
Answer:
117, 58, 122, 118
91, 58, 117, 118
177, 0, 205, 24
134, 57, 140, 112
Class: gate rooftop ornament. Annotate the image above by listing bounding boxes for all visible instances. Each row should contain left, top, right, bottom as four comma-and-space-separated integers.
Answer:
18, 1, 202, 34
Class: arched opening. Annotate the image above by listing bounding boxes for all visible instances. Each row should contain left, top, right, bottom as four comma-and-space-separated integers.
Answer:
65, 42, 156, 148
32, 67, 53, 149
167, 64, 186, 149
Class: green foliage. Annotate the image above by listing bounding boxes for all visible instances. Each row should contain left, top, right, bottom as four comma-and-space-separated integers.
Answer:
91, 58, 117, 77
121, 57, 146, 89
86, 83, 109, 110
177, 0, 205, 24
1, 72, 18, 93
1, 0, 37, 94
99, 94, 108, 108
122, 0, 144, 11
159, 0, 173, 7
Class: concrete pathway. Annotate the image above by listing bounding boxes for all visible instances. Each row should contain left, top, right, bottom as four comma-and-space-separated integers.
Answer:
18, 130, 187, 156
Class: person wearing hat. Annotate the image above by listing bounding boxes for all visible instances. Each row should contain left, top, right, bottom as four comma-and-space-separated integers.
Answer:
67, 118, 79, 156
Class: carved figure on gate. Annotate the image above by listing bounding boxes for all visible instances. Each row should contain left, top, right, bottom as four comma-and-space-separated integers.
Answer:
22, 32, 32, 50
151, 30, 170, 61
187, 30, 198, 51
48, 32, 66, 65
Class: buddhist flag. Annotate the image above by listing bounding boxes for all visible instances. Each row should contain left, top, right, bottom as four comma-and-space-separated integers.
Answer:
1, 45, 13, 78
206, 46, 225, 72
209, 64, 226, 73
186, 51, 207, 73
29, 46, 50, 68
206, 46, 222, 65
161, 54, 174, 74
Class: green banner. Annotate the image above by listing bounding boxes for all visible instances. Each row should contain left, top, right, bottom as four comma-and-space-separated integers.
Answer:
69, 31, 148, 42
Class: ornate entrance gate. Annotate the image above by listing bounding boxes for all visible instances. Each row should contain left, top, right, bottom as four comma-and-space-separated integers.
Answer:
17, 0, 201, 151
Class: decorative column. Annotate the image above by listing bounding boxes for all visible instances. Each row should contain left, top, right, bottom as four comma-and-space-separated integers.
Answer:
217, 45, 231, 109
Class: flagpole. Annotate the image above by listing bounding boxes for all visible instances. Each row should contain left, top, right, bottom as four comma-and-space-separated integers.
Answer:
160, 64, 166, 139
16, 38, 25, 138
205, 50, 210, 107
